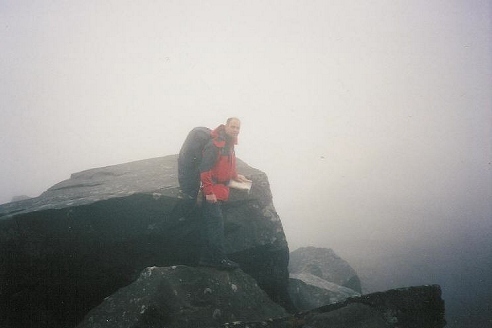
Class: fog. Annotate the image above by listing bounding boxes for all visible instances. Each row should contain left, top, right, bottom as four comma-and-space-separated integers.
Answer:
1, 1, 491, 326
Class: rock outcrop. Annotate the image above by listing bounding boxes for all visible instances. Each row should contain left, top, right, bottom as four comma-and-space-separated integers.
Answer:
289, 246, 362, 293
76, 265, 288, 328
288, 247, 362, 311
289, 272, 360, 311
0, 155, 292, 328
0, 156, 446, 328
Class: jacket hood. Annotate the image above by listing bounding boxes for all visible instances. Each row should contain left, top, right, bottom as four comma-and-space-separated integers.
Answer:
211, 124, 238, 146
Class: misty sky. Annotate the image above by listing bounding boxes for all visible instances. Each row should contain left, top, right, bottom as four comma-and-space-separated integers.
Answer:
1, 0, 491, 261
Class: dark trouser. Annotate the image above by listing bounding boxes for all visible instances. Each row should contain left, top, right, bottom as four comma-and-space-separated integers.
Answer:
200, 200, 227, 263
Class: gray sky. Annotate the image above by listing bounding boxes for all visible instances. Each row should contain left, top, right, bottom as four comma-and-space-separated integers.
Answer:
1, 1, 491, 257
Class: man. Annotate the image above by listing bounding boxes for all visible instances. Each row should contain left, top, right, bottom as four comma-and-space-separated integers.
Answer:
198, 117, 251, 270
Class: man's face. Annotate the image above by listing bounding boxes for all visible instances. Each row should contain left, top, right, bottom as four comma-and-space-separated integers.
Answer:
225, 119, 241, 138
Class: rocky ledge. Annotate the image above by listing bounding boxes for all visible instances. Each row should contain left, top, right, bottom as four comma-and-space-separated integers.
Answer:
0, 156, 445, 328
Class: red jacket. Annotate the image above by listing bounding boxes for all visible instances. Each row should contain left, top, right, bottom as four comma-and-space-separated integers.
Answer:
199, 125, 238, 200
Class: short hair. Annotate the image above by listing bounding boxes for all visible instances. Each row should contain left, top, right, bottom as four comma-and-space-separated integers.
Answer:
226, 117, 241, 125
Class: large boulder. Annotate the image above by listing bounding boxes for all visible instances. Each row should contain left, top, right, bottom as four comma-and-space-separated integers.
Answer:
289, 246, 362, 293
76, 265, 288, 328
289, 272, 360, 311
288, 247, 362, 311
0, 155, 292, 328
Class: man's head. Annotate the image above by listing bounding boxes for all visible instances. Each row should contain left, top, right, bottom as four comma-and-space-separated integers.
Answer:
224, 117, 241, 138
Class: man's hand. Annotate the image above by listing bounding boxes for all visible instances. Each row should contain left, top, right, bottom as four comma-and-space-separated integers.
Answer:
205, 193, 218, 203
235, 174, 252, 183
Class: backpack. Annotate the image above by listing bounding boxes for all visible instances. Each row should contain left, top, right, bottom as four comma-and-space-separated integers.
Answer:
177, 127, 212, 199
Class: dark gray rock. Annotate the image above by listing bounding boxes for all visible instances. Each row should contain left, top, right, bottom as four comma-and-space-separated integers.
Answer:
289, 246, 362, 293
221, 285, 446, 328
76, 265, 288, 328
0, 155, 293, 328
289, 272, 360, 311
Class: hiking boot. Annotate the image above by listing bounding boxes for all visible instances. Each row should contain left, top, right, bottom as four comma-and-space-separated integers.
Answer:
198, 258, 239, 270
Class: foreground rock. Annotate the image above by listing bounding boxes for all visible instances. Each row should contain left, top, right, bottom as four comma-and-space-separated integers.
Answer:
224, 285, 446, 328
77, 267, 445, 328
0, 155, 292, 328
77, 266, 288, 328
